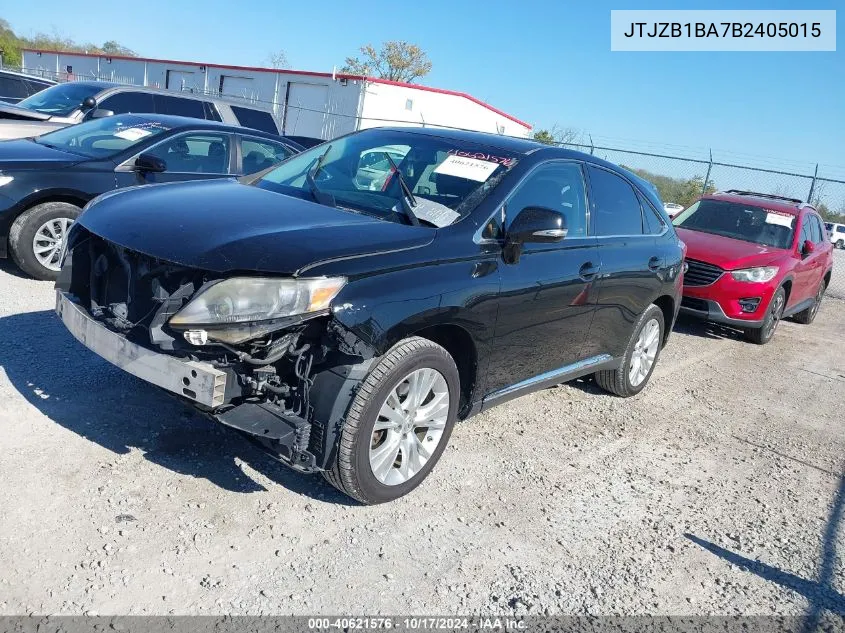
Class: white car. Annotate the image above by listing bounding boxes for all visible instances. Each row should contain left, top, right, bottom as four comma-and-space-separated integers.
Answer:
663, 202, 684, 218
825, 222, 845, 249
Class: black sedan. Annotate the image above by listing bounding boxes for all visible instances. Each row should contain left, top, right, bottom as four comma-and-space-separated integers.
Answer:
0, 114, 302, 279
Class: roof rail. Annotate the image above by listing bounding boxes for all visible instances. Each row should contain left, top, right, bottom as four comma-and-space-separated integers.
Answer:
718, 189, 803, 204
797, 202, 817, 211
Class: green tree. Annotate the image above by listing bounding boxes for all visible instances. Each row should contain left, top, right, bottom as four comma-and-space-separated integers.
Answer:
342, 41, 431, 83
622, 166, 715, 208
0, 19, 137, 68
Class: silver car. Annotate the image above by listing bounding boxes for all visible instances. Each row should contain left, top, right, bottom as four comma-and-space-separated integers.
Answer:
0, 81, 280, 139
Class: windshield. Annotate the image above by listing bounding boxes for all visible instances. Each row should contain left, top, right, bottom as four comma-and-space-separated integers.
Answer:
35, 114, 172, 159
17, 82, 101, 117
673, 199, 796, 250
255, 129, 518, 226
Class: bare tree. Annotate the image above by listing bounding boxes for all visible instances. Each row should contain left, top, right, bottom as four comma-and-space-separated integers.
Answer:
532, 125, 583, 147
266, 50, 289, 69
341, 41, 432, 83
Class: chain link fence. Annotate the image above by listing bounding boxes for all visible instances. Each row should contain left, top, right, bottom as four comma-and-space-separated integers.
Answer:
9, 64, 845, 301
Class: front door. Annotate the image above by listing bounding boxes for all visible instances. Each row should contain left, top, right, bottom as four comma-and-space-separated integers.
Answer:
483, 160, 599, 399
114, 132, 234, 187
791, 213, 826, 306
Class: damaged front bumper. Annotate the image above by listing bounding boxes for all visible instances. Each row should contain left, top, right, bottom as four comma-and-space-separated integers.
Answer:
56, 289, 370, 474
56, 291, 228, 408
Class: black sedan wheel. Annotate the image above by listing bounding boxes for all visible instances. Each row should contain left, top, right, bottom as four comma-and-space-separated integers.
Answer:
9, 201, 81, 280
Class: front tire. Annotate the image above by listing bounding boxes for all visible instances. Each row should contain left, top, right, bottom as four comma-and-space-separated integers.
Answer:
9, 202, 81, 280
595, 304, 665, 397
836, 240, 844, 250
323, 337, 459, 504
744, 287, 785, 345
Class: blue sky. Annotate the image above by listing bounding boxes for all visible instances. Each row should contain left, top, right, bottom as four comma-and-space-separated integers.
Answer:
4, 0, 842, 178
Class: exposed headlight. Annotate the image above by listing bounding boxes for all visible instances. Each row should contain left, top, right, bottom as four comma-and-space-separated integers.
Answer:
730, 266, 779, 283
170, 277, 345, 344
0, 175, 13, 187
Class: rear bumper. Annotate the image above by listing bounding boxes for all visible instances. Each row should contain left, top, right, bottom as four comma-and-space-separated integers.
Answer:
56, 290, 228, 408
679, 296, 765, 328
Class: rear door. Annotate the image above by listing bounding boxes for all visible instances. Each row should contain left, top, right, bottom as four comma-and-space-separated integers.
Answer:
582, 165, 665, 359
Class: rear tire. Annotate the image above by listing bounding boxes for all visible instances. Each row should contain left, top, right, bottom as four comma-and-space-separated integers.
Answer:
836, 240, 844, 250
9, 202, 81, 280
744, 287, 785, 345
595, 304, 664, 397
323, 336, 459, 504
793, 280, 825, 325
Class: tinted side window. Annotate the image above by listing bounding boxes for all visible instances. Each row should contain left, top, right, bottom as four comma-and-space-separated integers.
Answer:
143, 133, 231, 174
0, 77, 32, 100
204, 101, 222, 122
811, 216, 825, 244
587, 166, 643, 236
154, 95, 206, 119
838, 226, 845, 234
805, 215, 821, 244
799, 217, 812, 244
638, 191, 666, 235
98, 91, 156, 114
26, 80, 53, 96
241, 138, 295, 174
506, 162, 588, 238
231, 106, 278, 134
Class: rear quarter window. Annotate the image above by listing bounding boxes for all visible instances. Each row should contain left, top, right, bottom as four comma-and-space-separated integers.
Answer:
231, 106, 278, 134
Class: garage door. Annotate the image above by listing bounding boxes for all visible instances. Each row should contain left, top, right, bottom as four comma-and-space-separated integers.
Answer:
165, 70, 198, 91
219, 75, 256, 100
283, 83, 329, 138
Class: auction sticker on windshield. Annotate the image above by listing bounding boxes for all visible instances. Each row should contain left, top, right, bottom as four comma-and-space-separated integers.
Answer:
434, 155, 499, 182
765, 211, 795, 228
114, 128, 154, 142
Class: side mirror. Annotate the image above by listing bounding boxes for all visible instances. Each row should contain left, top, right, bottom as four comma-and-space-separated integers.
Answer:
801, 239, 815, 257
134, 153, 166, 174
88, 108, 114, 119
81, 96, 97, 110
507, 206, 568, 245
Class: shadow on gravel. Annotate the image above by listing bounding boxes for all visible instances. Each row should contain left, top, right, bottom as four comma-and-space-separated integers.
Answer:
0, 257, 33, 280
685, 473, 845, 625
0, 309, 352, 504
672, 315, 748, 342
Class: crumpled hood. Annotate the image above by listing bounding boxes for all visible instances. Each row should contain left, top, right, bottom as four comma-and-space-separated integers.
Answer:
77, 179, 436, 274
0, 138, 85, 169
676, 227, 787, 270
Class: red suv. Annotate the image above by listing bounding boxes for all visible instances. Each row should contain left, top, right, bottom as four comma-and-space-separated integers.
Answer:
673, 190, 833, 344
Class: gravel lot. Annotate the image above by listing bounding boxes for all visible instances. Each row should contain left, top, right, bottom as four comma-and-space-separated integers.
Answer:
0, 257, 842, 618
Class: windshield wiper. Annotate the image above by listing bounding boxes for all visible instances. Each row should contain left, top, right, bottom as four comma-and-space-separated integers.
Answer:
382, 152, 420, 226
306, 145, 336, 207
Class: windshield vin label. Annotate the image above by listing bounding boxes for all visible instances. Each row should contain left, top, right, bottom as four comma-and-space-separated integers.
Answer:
434, 155, 498, 182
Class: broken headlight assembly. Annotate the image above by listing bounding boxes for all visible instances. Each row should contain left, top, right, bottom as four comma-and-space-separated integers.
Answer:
169, 276, 346, 344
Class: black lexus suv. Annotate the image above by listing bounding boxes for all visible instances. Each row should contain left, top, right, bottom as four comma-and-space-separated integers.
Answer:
55, 127, 684, 504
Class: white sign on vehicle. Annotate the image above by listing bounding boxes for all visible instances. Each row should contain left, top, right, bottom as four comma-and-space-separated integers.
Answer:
765, 212, 794, 228
433, 155, 498, 182
114, 128, 153, 142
